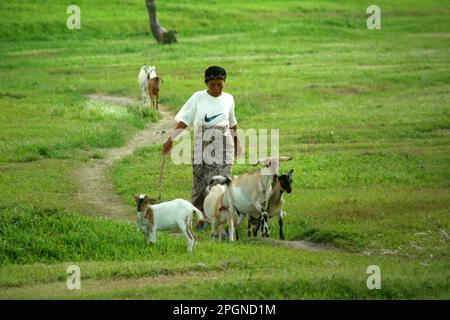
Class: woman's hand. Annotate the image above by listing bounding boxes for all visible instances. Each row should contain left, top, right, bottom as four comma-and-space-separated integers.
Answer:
162, 137, 173, 155
162, 122, 187, 155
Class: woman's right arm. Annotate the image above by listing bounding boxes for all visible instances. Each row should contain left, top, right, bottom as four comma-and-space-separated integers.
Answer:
164, 92, 197, 155
162, 121, 187, 155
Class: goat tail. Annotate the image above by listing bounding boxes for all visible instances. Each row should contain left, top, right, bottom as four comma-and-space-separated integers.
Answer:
192, 205, 205, 222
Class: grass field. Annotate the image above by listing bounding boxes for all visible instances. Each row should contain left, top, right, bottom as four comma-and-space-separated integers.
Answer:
0, 0, 449, 299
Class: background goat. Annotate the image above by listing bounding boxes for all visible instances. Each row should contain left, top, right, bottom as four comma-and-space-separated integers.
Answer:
134, 194, 203, 252
148, 76, 161, 111
138, 65, 157, 107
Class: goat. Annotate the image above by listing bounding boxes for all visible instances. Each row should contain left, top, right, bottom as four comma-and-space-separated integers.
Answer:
247, 169, 293, 239
203, 176, 234, 241
225, 156, 293, 240
138, 65, 157, 107
148, 76, 161, 111
134, 194, 204, 252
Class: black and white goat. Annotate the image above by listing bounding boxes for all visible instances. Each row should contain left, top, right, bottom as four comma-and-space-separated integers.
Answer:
225, 157, 293, 239
247, 169, 293, 239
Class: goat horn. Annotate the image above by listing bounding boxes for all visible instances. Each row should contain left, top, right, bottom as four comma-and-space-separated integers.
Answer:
253, 156, 292, 166
252, 158, 271, 166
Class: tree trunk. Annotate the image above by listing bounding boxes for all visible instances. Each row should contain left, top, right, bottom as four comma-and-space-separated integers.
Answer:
145, 0, 177, 44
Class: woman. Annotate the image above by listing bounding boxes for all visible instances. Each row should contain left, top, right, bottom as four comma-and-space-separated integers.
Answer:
162, 66, 240, 226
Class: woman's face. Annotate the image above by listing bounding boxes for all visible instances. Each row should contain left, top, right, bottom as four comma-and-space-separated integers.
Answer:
206, 79, 224, 97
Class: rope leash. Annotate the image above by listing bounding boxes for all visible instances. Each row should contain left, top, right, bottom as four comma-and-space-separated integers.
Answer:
157, 153, 166, 200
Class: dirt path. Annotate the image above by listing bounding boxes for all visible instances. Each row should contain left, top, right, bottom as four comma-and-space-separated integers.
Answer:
73, 94, 175, 221
260, 238, 336, 251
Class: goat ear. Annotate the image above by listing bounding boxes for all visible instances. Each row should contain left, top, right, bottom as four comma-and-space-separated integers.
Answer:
288, 169, 294, 174
226, 176, 232, 185
133, 195, 138, 201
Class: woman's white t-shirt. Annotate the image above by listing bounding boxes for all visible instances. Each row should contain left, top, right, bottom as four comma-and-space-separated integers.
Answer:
175, 90, 237, 128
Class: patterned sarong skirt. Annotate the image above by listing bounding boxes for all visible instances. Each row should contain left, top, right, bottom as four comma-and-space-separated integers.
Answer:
191, 125, 234, 212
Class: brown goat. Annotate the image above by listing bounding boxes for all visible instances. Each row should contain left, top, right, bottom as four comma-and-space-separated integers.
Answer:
147, 76, 161, 111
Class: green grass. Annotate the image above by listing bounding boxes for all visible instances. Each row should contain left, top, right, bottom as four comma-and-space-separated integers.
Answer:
0, 0, 449, 299
1, 207, 449, 299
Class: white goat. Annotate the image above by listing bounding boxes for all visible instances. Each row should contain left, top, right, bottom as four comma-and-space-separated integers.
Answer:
138, 65, 157, 106
134, 194, 203, 252
203, 176, 234, 240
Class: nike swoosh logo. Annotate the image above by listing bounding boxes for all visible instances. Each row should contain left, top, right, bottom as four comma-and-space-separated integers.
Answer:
204, 113, 224, 123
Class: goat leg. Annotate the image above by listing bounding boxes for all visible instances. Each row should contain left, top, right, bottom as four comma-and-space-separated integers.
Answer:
227, 215, 235, 242
252, 220, 260, 237
261, 212, 270, 238
247, 215, 259, 238
279, 217, 285, 240
210, 220, 218, 240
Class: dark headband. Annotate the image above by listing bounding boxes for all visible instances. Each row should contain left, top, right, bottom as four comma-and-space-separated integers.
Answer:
204, 66, 227, 83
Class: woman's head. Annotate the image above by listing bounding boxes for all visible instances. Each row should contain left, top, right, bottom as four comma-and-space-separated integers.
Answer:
204, 66, 226, 97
